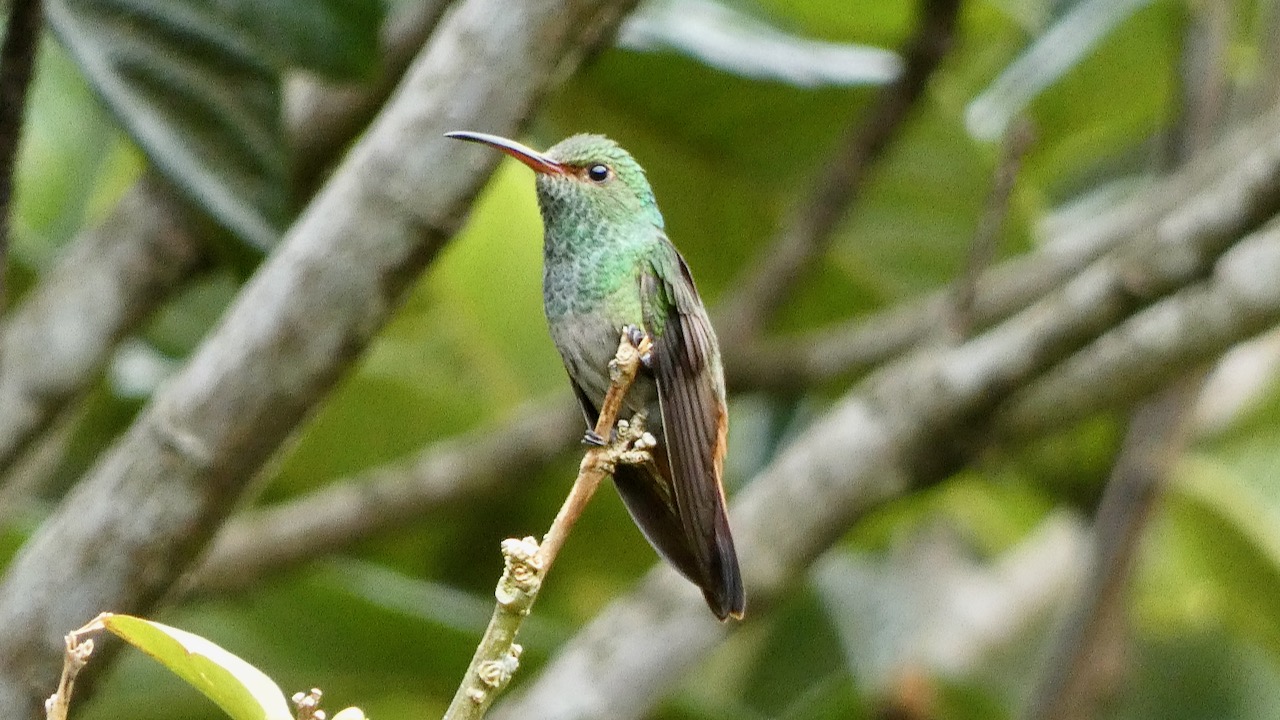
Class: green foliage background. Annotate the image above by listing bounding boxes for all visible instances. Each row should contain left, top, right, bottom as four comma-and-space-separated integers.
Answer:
8, 0, 1280, 718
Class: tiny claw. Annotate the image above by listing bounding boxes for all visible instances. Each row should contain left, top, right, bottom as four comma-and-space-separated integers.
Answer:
582, 430, 607, 447
623, 324, 647, 348
639, 350, 653, 369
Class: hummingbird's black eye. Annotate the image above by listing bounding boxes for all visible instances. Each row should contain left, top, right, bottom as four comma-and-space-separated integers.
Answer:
587, 164, 611, 182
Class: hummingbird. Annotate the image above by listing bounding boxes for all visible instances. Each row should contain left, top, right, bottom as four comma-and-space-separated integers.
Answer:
446, 130, 745, 620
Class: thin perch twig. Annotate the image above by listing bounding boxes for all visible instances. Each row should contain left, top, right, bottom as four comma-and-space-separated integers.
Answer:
442, 331, 652, 720
43, 628, 93, 720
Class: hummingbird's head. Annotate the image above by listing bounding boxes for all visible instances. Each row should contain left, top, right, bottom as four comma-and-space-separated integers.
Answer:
445, 131, 664, 231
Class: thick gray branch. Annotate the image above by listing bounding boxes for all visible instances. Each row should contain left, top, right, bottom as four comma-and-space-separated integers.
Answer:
998, 224, 1280, 439
0, 0, 639, 714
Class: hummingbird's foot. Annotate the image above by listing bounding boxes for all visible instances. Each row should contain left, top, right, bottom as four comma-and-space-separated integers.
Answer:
622, 324, 645, 347
621, 324, 654, 369
582, 429, 608, 447
616, 430, 657, 466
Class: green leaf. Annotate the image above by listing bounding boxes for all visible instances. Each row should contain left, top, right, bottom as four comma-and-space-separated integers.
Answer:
222, 0, 384, 80
13, 38, 132, 270
98, 613, 293, 720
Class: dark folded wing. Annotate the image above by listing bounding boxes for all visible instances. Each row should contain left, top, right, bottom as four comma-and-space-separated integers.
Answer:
640, 238, 743, 618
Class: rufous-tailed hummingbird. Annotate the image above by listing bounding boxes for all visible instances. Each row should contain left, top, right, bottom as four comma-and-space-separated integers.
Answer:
446, 131, 745, 620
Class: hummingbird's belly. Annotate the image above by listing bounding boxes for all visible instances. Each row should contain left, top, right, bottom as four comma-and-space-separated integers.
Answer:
549, 309, 657, 420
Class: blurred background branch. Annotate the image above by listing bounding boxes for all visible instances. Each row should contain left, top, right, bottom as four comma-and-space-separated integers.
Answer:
716, 0, 962, 347
1023, 379, 1202, 720
185, 399, 580, 597
1024, 9, 1229, 717
0, 178, 204, 491
727, 106, 1280, 391
287, 0, 457, 199
947, 117, 1035, 341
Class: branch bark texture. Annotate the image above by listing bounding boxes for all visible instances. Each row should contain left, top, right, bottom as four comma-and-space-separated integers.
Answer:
996, 229, 1280, 438
0, 0, 639, 714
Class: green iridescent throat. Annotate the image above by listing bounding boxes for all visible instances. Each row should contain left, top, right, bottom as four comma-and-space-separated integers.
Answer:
535, 134, 666, 320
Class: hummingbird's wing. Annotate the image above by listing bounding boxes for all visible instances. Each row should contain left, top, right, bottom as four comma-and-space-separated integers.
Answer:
639, 238, 744, 619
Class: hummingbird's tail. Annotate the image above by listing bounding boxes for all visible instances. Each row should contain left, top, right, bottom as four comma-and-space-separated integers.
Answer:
708, 507, 745, 620
613, 463, 745, 620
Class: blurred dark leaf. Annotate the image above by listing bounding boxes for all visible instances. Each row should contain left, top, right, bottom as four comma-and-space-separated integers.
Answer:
775, 673, 869, 720
741, 589, 850, 716
220, 0, 384, 80
13, 39, 129, 268
45, 0, 383, 251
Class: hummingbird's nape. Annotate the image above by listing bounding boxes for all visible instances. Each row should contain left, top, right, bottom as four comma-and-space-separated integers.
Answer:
445, 131, 566, 176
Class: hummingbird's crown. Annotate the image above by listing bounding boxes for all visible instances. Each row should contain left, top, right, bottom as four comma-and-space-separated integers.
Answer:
544, 134, 639, 170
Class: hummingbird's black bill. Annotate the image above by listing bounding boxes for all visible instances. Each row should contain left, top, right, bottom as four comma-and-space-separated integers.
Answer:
445, 131, 566, 176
